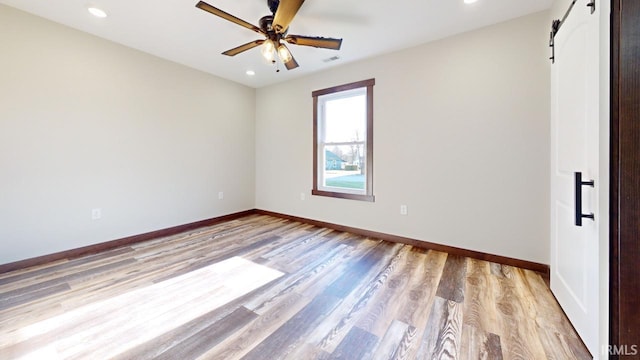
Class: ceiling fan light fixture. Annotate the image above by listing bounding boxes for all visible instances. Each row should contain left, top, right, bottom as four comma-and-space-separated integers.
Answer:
261, 40, 276, 62
277, 44, 292, 63
195, 1, 341, 71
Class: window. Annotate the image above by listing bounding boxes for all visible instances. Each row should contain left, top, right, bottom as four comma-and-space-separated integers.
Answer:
312, 79, 375, 202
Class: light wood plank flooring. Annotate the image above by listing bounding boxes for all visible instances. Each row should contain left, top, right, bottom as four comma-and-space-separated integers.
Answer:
0, 214, 590, 359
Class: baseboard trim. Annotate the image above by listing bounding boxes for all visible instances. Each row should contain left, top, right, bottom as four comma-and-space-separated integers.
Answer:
0, 210, 256, 274
1, 208, 550, 280
255, 209, 550, 278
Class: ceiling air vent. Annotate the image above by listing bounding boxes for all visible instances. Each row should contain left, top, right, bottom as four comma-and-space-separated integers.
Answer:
323, 56, 340, 63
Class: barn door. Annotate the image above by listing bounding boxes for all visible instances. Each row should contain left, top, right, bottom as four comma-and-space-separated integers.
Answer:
550, 0, 600, 356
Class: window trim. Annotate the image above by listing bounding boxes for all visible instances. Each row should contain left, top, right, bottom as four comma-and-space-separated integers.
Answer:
312, 78, 375, 202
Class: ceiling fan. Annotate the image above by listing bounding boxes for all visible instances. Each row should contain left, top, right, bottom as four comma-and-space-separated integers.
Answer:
195, 0, 343, 70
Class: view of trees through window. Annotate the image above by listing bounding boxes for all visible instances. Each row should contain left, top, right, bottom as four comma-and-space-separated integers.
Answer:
322, 92, 366, 190
313, 78, 374, 202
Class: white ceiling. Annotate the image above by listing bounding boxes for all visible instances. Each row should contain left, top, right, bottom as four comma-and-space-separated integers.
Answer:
0, 0, 552, 88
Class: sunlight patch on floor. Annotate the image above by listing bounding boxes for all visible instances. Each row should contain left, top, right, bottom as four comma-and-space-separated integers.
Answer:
9, 257, 283, 359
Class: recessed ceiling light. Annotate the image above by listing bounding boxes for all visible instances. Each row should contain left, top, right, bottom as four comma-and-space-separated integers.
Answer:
464, 0, 478, 3
246, 70, 256, 76
88, 7, 107, 18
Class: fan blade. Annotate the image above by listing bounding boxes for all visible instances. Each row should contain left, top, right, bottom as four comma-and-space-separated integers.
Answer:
276, 43, 299, 70
196, 1, 264, 35
222, 39, 265, 56
285, 35, 342, 50
284, 55, 299, 70
283, 50, 299, 70
272, 0, 305, 33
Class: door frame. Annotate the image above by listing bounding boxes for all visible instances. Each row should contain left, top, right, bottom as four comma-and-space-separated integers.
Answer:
610, 0, 640, 354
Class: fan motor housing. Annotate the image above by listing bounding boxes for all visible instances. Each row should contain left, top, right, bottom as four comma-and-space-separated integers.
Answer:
260, 15, 286, 39
259, 15, 274, 33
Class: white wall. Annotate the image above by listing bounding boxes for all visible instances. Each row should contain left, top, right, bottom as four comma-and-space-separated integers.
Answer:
256, 11, 551, 264
0, 5, 256, 264
0, 5, 554, 268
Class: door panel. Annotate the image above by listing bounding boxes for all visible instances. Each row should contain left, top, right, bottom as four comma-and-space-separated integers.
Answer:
556, 26, 587, 173
550, 0, 599, 355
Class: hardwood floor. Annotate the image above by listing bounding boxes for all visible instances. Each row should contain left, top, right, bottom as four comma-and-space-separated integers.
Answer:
0, 214, 590, 359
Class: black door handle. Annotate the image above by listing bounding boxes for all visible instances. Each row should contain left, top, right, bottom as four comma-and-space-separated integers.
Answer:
575, 172, 595, 226
587, 0, 596, 14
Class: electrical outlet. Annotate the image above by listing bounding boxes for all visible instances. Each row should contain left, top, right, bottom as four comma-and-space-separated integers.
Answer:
92, 208, 102, 220
400, 205, 408, 215
300, 192, 306, 201
218, 191, 224, 200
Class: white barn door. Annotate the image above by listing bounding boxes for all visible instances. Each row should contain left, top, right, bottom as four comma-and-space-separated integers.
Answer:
550, 0, 600, 356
